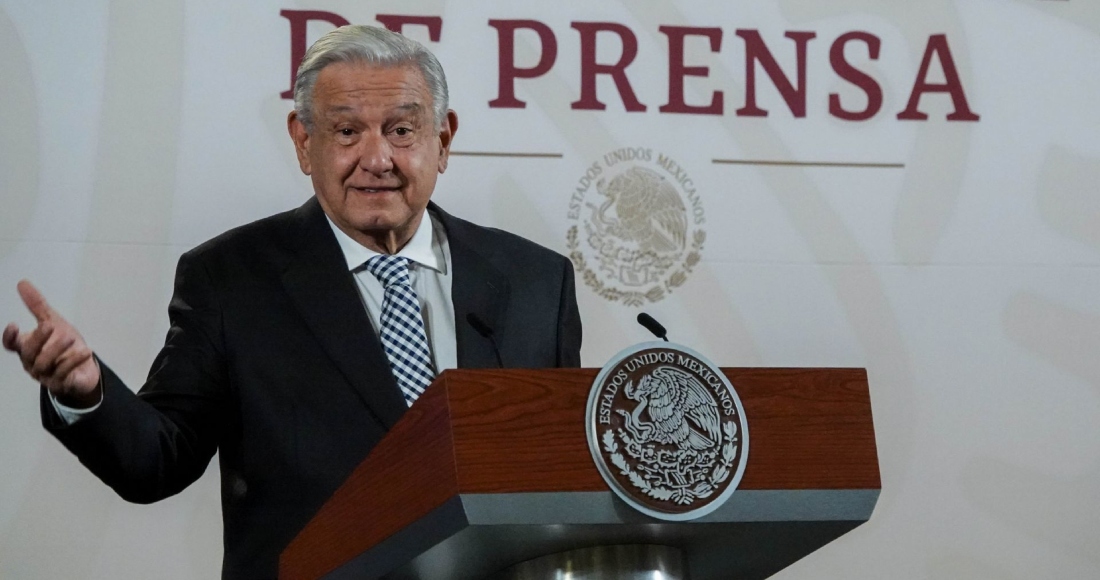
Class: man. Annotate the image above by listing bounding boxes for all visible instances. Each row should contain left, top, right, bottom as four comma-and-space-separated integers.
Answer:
2, 25, 581, 578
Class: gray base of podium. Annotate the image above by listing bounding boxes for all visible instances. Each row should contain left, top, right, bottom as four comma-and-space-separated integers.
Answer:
321, 489, 879, 580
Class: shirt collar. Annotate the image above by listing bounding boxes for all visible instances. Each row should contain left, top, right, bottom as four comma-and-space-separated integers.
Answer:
325, 209, 446, 274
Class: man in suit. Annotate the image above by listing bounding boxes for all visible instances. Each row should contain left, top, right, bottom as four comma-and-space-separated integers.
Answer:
2, 25, 581, 578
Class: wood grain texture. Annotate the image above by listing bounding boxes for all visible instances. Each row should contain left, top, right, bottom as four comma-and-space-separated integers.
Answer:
280, 367, 879, 578
449, 369, 603, 492
733, 368, 880, 489
445, 368, 879, 492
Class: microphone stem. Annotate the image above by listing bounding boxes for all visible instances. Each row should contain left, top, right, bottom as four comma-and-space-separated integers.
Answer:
491, 339, 504, 368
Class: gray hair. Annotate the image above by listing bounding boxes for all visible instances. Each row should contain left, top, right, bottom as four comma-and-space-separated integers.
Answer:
293, 25, 448, 131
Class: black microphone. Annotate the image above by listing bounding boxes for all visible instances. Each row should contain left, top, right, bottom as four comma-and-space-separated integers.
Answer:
637, 312, 669, 342
466, 312, 504, 368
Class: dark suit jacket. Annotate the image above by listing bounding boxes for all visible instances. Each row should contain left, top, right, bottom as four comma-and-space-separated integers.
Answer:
42, 197, 582, 578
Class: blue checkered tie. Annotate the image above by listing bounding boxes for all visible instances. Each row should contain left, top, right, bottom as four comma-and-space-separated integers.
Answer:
365, 255, 435, 405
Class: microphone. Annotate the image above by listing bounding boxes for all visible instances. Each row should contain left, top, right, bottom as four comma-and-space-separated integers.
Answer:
466, 312, 504, 368
636, 312, 669, 342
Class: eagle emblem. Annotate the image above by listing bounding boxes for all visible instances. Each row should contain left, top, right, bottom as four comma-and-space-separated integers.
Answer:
591, 167, 688, 258
587, 167, 687, 288
621, 366, 720, 452
586, 344, 748, 520
566, 148, 706, 306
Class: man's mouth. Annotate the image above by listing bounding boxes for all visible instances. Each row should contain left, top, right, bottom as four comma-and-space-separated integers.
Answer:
350, 186, 400, 194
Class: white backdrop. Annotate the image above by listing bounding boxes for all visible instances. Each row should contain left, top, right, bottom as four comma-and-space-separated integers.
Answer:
2, 0, 1098, 578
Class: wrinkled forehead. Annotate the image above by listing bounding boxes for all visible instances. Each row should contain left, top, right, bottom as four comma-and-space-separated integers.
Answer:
313, 61, 434, 114
321, 101, 427, 121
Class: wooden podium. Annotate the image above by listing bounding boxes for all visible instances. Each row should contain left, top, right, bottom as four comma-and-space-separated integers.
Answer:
280, 368, 879, 579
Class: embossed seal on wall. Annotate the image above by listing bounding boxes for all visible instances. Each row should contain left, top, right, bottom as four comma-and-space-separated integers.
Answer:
566, 148, 706, 306
586, 342, 748, 521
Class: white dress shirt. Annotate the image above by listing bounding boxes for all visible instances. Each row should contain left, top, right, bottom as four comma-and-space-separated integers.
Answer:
326, 209, 458, 374
52, 208, 458, 423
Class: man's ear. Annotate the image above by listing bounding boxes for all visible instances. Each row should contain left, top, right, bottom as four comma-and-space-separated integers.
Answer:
437, 110, 459, 174
287, 111, 312, 175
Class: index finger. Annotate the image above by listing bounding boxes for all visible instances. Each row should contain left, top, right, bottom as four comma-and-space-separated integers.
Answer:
17, 280, 54, 323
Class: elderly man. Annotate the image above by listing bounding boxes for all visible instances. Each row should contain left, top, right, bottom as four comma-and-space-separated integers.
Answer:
2, 25, 581, 578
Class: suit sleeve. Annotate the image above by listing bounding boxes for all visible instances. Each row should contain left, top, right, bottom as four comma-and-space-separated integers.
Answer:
41, 251, 231, 504
555, 257, 583, 367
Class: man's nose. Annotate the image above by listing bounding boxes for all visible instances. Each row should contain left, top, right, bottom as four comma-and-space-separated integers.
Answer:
357, 132, 394, 175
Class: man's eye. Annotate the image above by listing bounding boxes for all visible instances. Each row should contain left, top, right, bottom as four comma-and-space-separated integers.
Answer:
393, 127, 411, 136
339, 128, 355, 136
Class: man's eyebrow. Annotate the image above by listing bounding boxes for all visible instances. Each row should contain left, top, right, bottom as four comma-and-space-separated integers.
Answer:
323, 105, 358, 116
321, 103, 425, 120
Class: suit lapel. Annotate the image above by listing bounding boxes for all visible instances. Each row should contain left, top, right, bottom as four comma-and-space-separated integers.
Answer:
433, 204, 511, 369
279, 198, 408, 430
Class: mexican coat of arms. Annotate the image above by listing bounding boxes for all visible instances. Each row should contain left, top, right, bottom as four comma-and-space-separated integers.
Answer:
586, 343, 749, 520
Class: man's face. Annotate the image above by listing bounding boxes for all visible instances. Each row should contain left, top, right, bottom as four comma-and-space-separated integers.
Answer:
288, 61, 458, 252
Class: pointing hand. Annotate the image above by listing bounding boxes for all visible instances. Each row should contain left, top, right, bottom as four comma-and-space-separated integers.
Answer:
3, 280, 101, 408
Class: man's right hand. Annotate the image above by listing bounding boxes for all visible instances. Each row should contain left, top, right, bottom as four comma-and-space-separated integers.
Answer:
3, 280, 101, 408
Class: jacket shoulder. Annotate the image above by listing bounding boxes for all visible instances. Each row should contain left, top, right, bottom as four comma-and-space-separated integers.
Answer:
188, 204, 301, 256
433, 204, 568, 268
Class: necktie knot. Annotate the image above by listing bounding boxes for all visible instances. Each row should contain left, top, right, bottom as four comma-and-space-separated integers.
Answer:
365, 254, 411, 288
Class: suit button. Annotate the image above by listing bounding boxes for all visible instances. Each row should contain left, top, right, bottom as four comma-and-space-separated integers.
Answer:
231, 477, 248, 497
